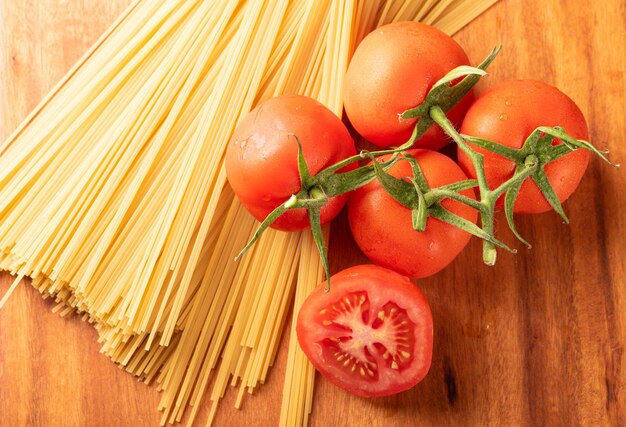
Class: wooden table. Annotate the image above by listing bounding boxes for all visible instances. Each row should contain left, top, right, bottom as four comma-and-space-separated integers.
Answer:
1, 0, 625, 425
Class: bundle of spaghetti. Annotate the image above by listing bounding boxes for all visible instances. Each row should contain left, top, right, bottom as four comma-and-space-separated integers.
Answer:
0, 0, 246, 339
280, 233, 324, 427
375, 0, 498, 34
0, 0, 498, 425
349, 0, 499, 47
146, 2, 351, 424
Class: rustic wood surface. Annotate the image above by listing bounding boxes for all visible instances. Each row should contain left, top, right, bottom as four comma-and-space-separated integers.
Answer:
1, 0, 625, 425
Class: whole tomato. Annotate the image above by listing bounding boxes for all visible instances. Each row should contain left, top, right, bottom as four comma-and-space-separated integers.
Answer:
225, 95, 356, 231
343, 21, 474, 149
348, 150, 477, 279
458, 80, 590, 213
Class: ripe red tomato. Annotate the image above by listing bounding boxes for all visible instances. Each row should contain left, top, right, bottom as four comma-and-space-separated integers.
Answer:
343, 21, 474, 149
296, 264, 433, 397
225, 95, 356, 231
458, 80, 590, 213
348, 149, 477, 279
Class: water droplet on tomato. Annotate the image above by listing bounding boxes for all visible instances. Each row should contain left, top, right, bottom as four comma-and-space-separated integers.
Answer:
262, 195, 271, 202
504, 99, 511, 106
240, 140, 247, 149
427, 240, 435, 250
499, 114, 508, 121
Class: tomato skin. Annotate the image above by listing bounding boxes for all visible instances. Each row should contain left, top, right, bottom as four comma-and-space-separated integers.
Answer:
225, 95, 356, 231
296, 264, 433, 398
458, 80, 590, 213
343, 21, 474, 149
348, 150, 477, 279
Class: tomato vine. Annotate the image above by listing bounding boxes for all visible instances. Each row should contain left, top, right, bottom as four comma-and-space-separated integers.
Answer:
234, 46, 618, 288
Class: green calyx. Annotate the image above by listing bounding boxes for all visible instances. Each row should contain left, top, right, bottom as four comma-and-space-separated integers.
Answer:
364, 149, 512, 256
397, 45, 501, 150
459, 126, 618, 252
427, 106, 618, 264
235, 135, 398, 290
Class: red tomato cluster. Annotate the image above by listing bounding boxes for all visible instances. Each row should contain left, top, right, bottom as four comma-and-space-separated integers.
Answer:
225, 21, 591, 399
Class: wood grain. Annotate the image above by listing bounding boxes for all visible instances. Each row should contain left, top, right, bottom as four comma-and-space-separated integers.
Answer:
1, 0, 625, 426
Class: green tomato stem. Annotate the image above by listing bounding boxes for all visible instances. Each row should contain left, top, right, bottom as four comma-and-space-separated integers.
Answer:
462, 135, 525, 163
429, 105, 497, 264
490, 155, 538, 200
424, 189, 484, 212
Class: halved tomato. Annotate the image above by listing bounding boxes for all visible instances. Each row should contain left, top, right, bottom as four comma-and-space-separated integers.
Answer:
296, 264, 433, 397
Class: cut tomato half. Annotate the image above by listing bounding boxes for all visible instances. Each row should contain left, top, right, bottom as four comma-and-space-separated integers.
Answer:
296, 264, 433, 397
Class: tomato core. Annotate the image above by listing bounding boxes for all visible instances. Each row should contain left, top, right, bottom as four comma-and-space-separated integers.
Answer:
318, 291, 416, 382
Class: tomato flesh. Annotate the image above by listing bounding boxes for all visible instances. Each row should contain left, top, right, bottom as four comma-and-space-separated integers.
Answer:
319, 293, 417, 380
297, 265, 433, 397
